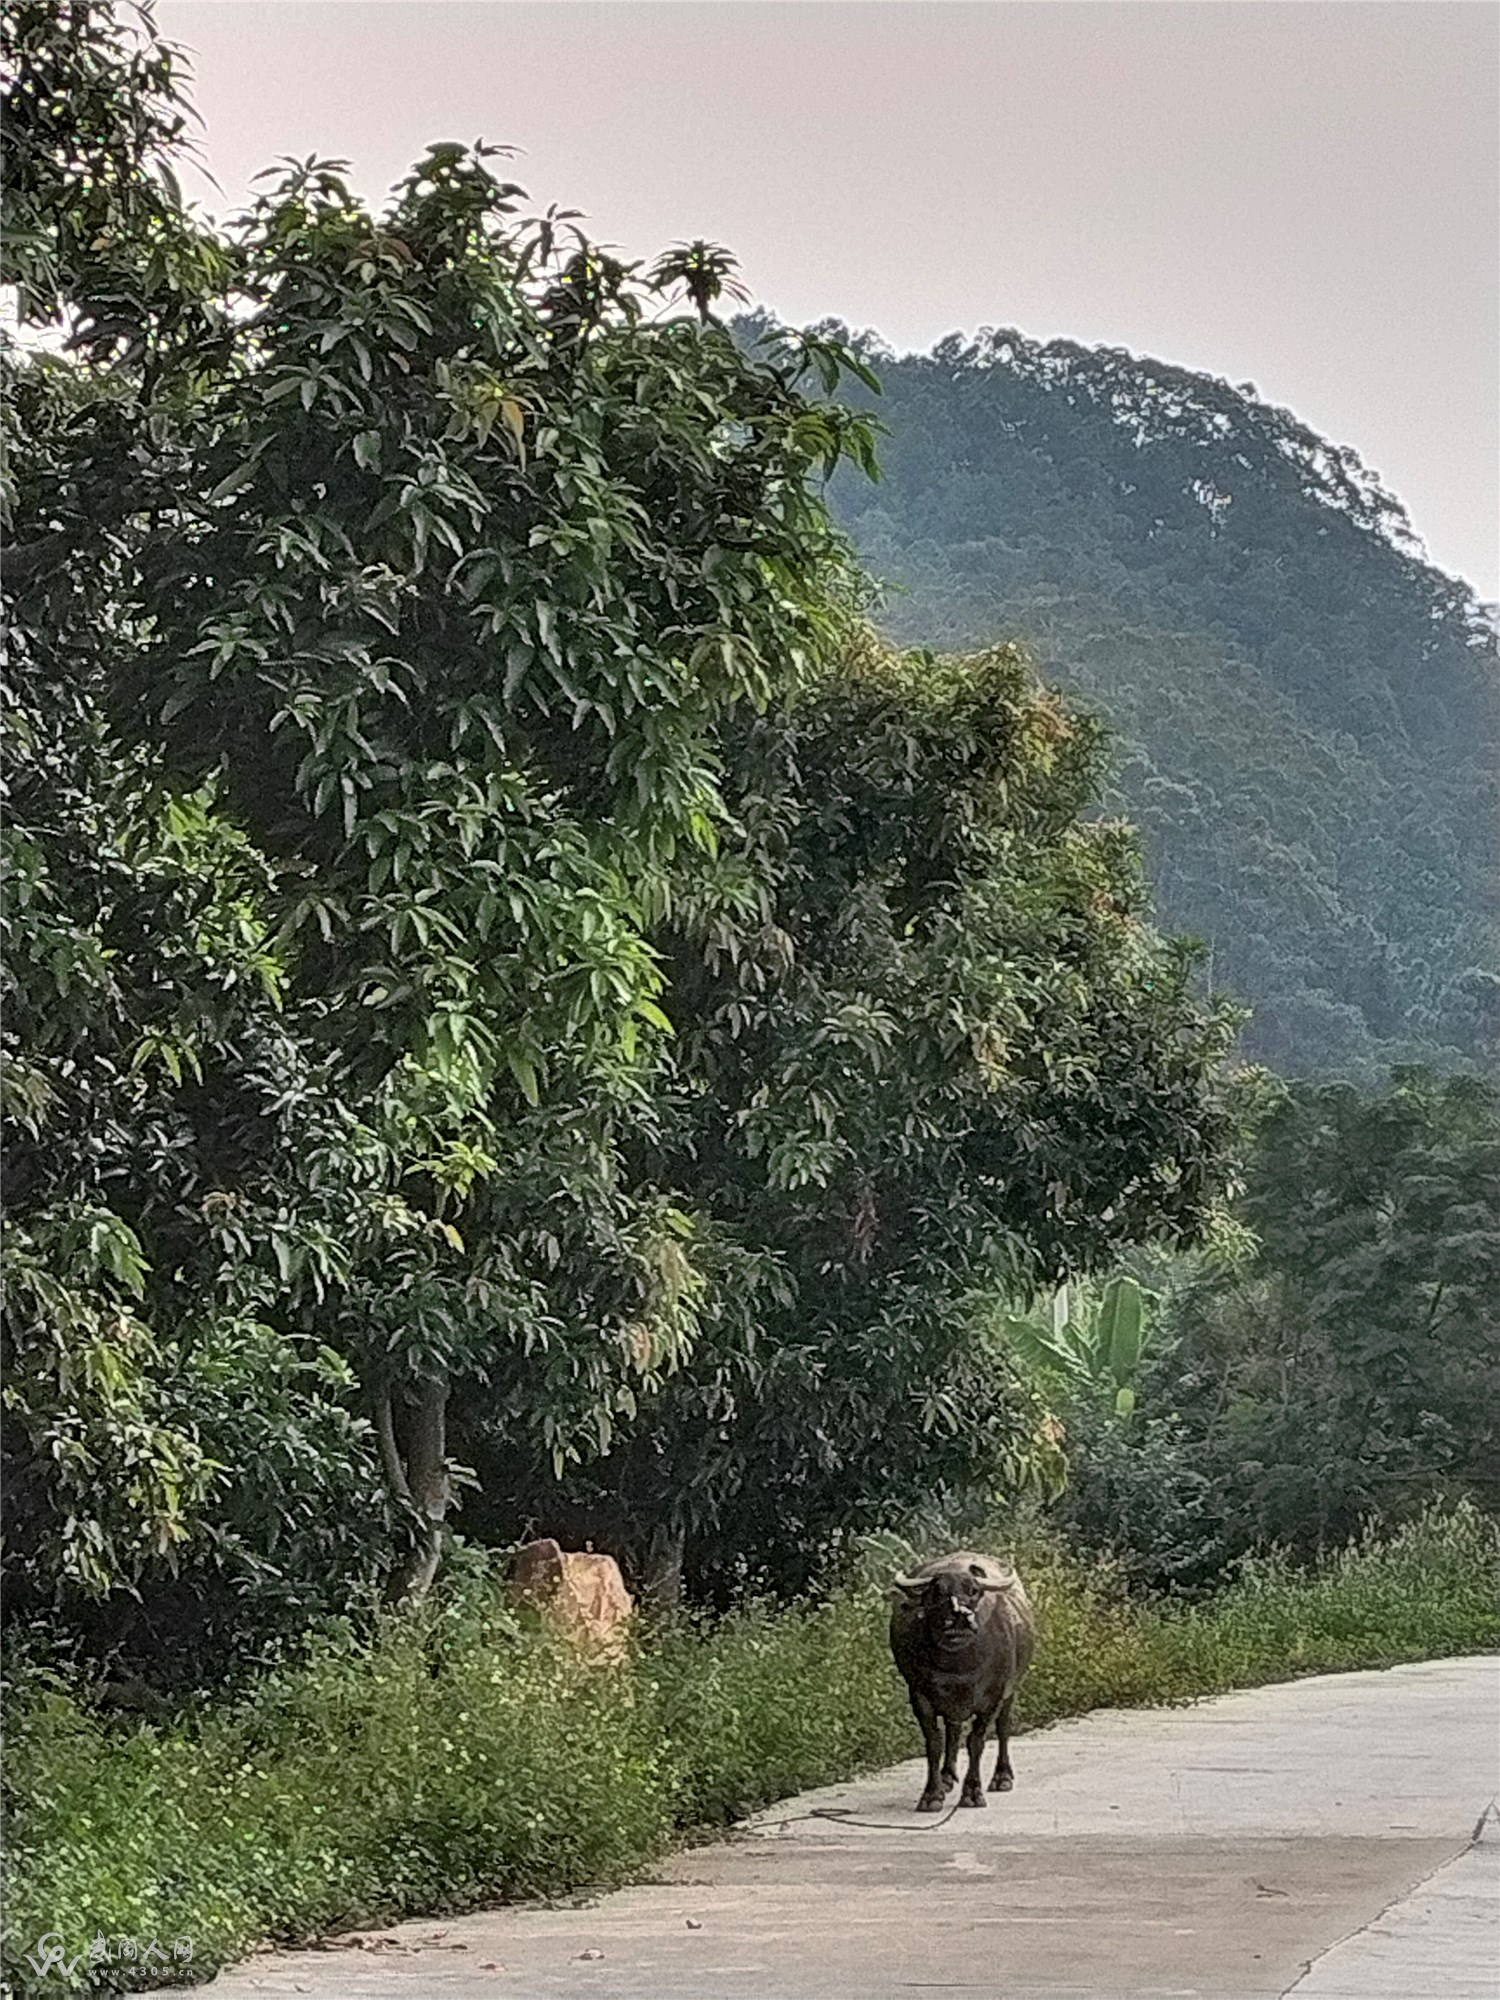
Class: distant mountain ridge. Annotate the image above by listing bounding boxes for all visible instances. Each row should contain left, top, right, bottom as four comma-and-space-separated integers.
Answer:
801, 320, 1499, 1076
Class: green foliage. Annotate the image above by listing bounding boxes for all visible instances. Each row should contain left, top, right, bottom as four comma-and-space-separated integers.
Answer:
5, 1505, 1494, 1993
96, 140, 881, 1603
0, 0, 229, 352
3, 1617, 674, 1993
3, 1, 1250, 1699
4, 0, 1243, 1659
1047, 1400, 1235, 1594
467, 639, 1242, 1596
1149, 1503, 1500, 1688
1, 0, 902, 1658
1001, 1274, 1154, 1417
0, 364, 386, 1651
809, 319, 1500, 1078
1167, 1069, 1500, 1547
1056, 1070, 1500, 1587
647, 1595, 918, 1828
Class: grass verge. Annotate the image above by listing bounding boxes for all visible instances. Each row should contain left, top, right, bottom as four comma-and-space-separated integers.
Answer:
5, 1501, 1496, 1994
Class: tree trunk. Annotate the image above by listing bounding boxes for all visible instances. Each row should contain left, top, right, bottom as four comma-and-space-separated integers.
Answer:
641, 1520, 686, 1613
375, 1375, 451, 1605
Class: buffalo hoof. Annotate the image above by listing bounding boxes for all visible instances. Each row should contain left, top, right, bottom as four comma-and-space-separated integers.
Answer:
989, 1772, 1014, 1793
958, 1788, 987, 1808
916, 1793, 945, 1813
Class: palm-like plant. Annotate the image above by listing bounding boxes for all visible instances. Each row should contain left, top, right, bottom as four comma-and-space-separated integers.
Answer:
1000, 1275, 1154, 1417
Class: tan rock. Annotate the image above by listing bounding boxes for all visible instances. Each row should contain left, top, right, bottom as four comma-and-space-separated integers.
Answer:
510, 1537, 632, 1660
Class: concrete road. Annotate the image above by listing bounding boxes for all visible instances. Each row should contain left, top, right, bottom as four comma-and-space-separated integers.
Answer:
188, 1655, 1499, 2000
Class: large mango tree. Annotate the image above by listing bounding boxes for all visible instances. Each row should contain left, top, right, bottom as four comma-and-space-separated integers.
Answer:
1, 0, 877, 1665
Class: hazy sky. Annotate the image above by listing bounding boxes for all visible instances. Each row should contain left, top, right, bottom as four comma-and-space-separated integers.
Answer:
159, 1, 1499, 599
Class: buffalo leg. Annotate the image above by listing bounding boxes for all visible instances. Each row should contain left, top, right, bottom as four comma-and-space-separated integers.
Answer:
940, 1716, 961, 1791
911, 1691, 946, 1811
959, 1708, 996, 1807
988, 1693, 1017, 1792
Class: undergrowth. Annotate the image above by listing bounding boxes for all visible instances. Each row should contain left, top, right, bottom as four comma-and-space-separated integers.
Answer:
4, 1502, 1495, 1995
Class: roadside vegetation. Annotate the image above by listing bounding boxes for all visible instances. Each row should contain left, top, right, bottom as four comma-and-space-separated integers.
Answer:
6, 1504, 1496, 1993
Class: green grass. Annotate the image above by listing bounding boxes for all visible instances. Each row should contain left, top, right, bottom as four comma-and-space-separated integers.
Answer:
5, 1503, 1496, 1995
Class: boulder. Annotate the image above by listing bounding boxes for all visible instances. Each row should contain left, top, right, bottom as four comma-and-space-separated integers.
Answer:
510, 1537, 633, 1660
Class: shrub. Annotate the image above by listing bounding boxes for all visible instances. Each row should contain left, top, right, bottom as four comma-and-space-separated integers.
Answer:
1050, 1399, 1235, 1595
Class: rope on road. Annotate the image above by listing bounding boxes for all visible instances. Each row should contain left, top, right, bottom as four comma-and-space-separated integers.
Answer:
755, 1797, 967, 1833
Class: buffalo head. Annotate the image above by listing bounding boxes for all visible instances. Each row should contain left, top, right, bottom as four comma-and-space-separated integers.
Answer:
893, 1559, 1014, 1633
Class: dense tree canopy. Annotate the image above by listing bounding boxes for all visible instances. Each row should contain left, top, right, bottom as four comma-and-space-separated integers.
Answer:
1170, 1070, 1500, 1542
4, 1, 1241, 1677
3, 0, 877, 1651
475, 641, 1241, 1595
1057, 1069, 1500, 1590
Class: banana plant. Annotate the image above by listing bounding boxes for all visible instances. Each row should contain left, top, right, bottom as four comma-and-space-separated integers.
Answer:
999, 1274, 1153, 1417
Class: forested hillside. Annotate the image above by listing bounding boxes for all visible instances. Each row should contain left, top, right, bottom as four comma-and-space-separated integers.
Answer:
813, 325, 1500, 1076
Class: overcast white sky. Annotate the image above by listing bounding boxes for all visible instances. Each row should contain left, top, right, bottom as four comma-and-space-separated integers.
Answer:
160, 1, 1499, 599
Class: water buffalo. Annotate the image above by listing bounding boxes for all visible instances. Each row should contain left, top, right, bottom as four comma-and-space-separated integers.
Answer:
889, 1550, 1035, 1811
